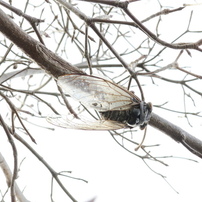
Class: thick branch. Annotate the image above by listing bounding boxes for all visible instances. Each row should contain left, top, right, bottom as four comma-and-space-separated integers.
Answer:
150, 113, 202, 158
0, 8, 85, 78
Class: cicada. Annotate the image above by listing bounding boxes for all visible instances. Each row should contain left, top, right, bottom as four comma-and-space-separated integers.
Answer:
47, 74, 152, 130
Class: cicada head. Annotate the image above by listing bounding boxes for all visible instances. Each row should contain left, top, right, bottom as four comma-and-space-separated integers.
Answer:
126, 102, 152, 129
139, 102, 152, 130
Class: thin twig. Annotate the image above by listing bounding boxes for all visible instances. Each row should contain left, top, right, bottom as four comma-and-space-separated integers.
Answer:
13, 130, 78, 202
0, 0, 45, 44
0, 115, 18, 202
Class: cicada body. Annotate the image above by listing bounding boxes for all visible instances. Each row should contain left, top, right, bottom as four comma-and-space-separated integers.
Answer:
48, 74, 152, 130
100, 101, 152, 130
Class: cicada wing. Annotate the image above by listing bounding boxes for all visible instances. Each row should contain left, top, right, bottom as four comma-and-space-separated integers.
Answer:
57, 74, 139, 111
47, 114, 126, 130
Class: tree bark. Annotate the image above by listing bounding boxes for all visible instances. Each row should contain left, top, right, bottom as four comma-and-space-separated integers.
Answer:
150, 113, 202, 158
0, 8, 85, 78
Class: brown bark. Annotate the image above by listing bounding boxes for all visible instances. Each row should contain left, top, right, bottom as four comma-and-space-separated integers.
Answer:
0, 8, 85, 78
150, 113, 202, 158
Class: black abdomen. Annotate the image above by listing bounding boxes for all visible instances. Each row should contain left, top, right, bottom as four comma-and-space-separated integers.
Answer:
100, 107, 140, 126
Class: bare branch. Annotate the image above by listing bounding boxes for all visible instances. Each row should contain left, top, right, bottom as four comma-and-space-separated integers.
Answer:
79, 0, 202, 51
0, 8, 85, 78
0, 2, 202, 158
0, 152, 30, 202
149, 113, 202, 159
0, 122, 78, 202
0, 115, 18, 202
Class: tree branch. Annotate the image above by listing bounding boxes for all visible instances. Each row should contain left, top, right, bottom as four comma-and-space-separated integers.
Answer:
0, 123, 78, 201
79, 0, 202, 51
0, 8, 85, 78
149, 113, 202, 158
0, 115, 18, 202
0, 6, 202, 158
0, 152, 30, 202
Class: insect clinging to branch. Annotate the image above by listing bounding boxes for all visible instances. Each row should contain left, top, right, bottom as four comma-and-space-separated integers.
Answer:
47, 74, 152, 130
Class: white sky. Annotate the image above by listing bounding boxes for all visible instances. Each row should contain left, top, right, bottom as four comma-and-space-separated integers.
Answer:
1, 0, 202, 202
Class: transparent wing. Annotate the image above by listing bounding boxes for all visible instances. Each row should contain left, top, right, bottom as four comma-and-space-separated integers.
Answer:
57, 74, 140, 111
47, 114, 126, 130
